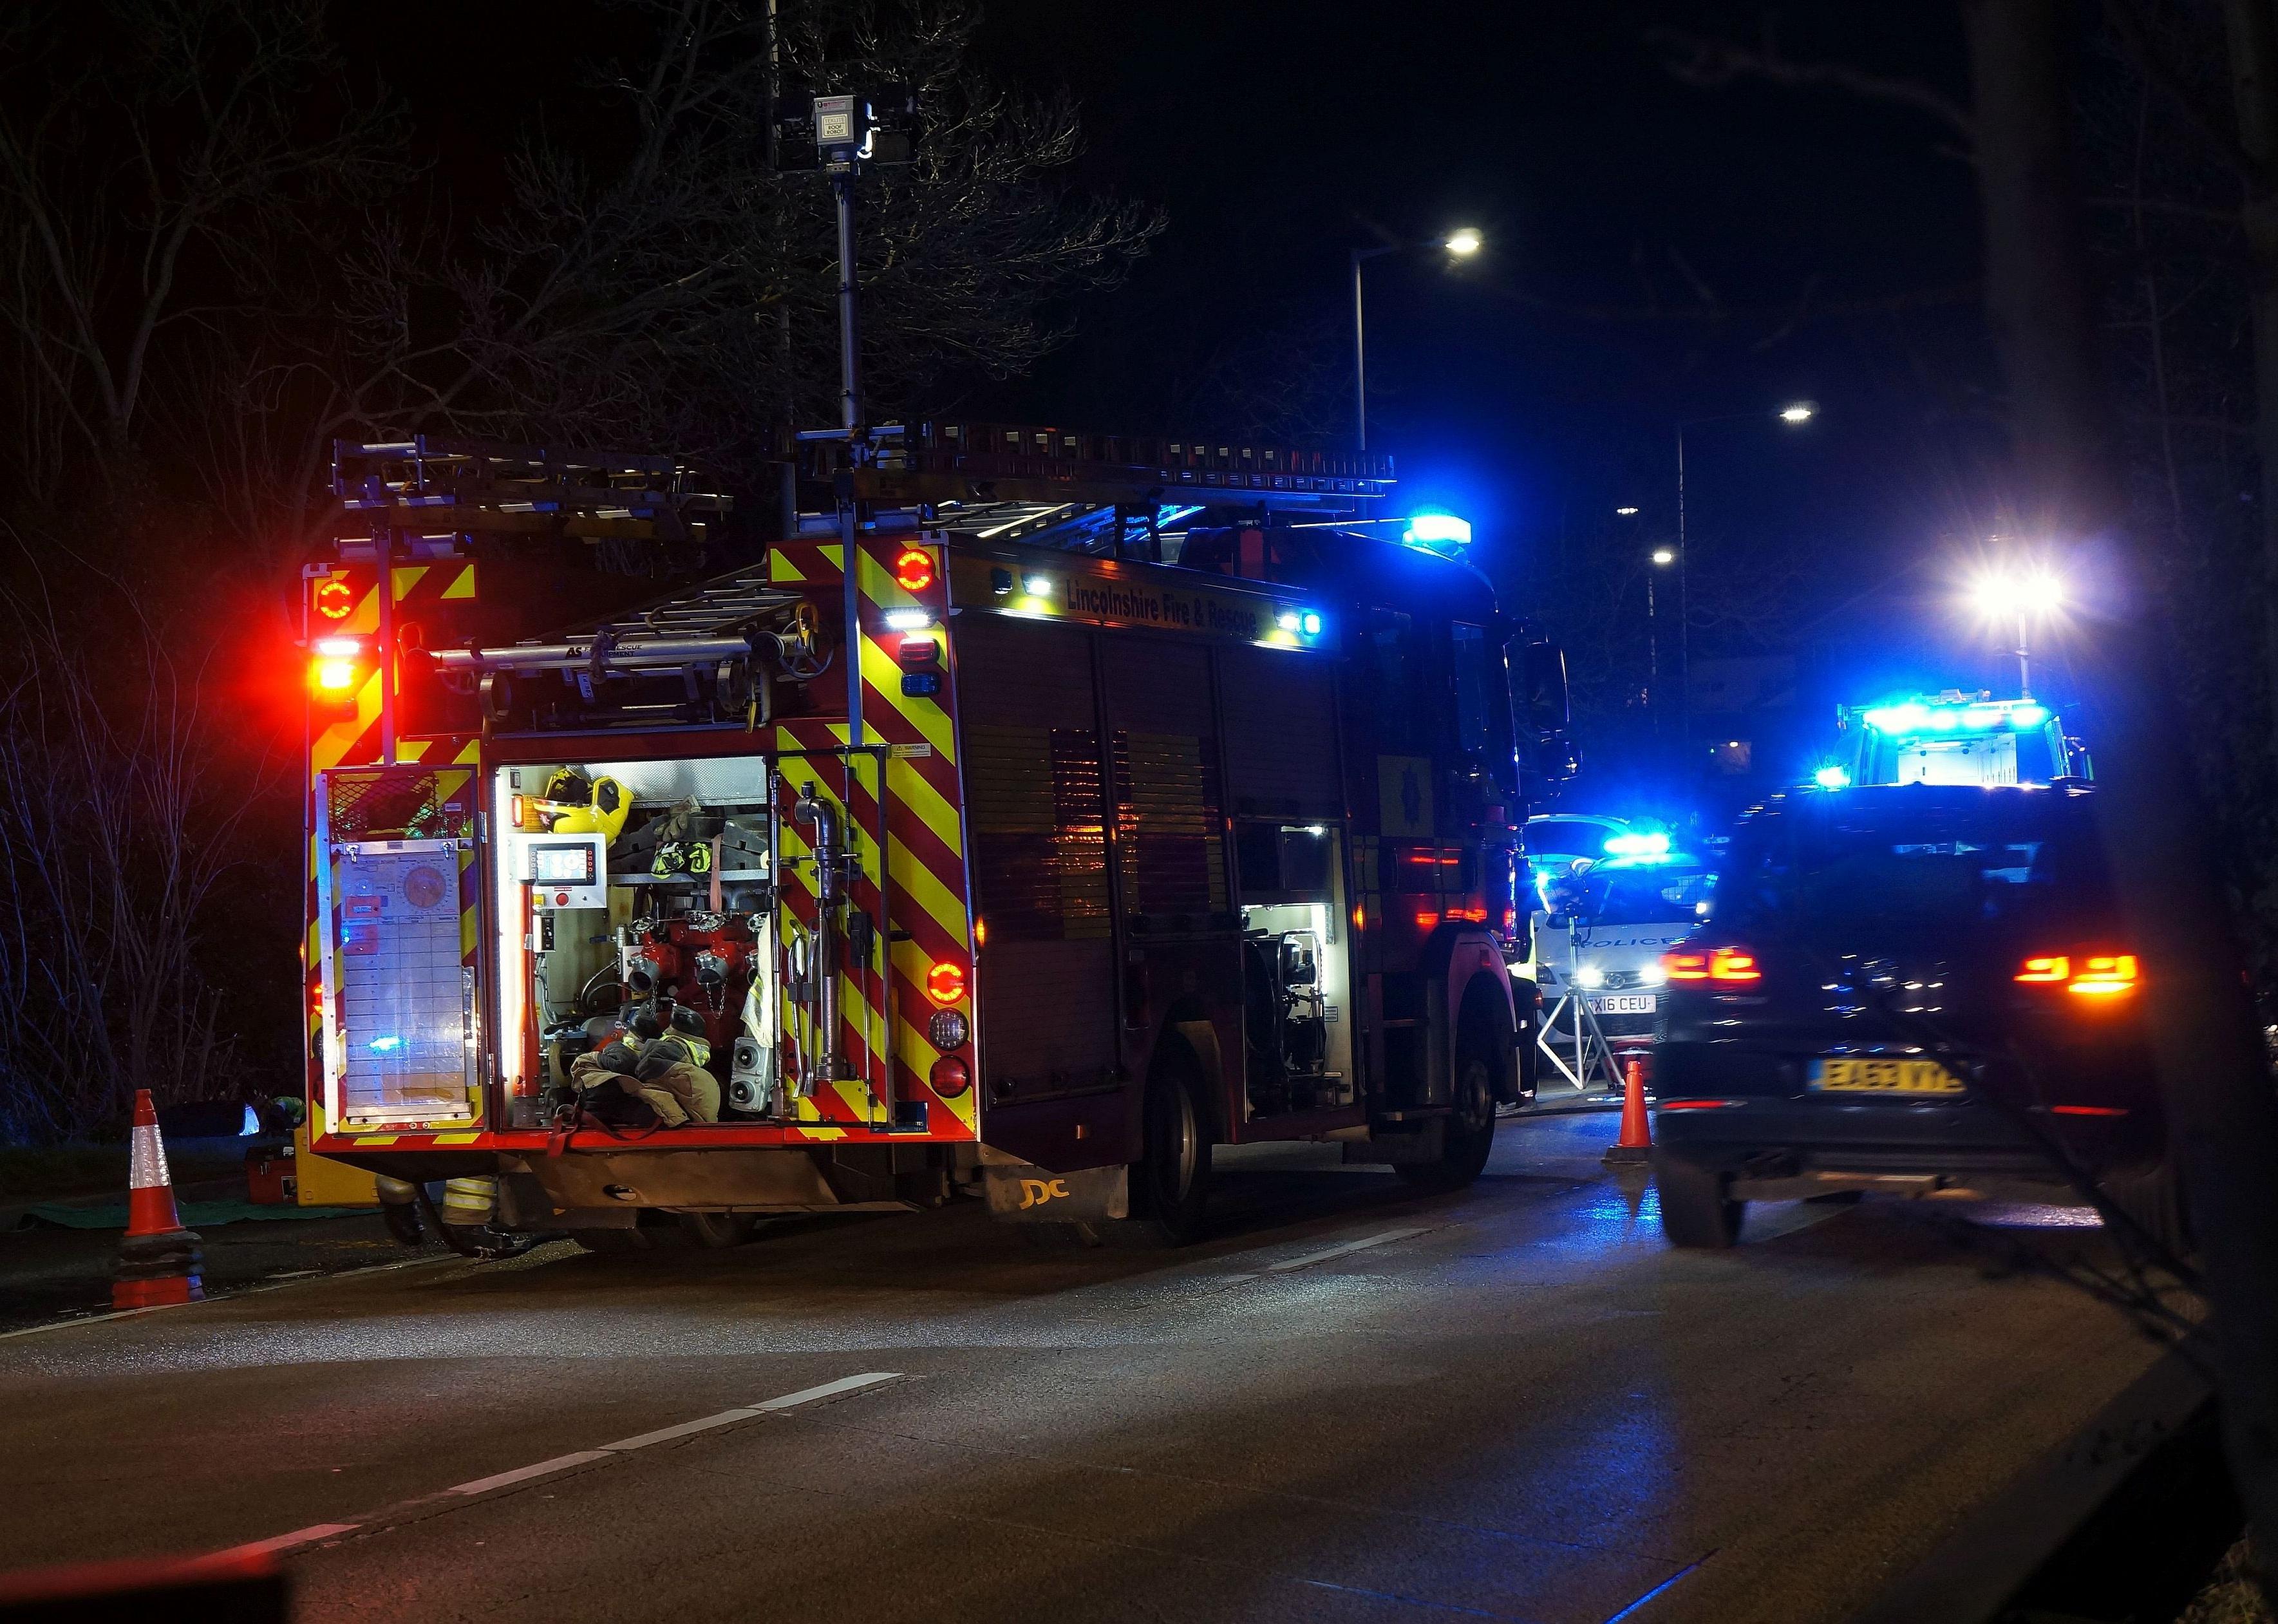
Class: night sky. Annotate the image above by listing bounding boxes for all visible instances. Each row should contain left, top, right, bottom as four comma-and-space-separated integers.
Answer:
967, 3, 2017, 722
350, 2, 2037, 801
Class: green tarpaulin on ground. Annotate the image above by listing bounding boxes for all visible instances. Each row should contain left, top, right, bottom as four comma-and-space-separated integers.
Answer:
17, 1200, 370, 1231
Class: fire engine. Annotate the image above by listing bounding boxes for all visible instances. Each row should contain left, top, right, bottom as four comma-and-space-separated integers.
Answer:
298, 429, 1576, 1250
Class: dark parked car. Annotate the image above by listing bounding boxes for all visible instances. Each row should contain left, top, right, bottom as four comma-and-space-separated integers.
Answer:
1652, 782, 2178, 1248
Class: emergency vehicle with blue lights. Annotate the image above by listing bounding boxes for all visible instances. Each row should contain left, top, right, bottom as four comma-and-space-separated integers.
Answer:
1823, 691, 2090, 790
294, 429, 1576, 1249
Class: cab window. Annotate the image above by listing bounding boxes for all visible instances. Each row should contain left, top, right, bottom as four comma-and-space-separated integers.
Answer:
1364, 610, 1424, 752
1451, 622, 1492, 755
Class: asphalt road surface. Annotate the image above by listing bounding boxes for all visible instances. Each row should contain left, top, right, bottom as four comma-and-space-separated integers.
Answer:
0, 1114, 2177, 1623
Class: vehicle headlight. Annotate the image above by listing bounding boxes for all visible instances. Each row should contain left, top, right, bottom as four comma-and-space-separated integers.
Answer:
1574, 963, 1605, 990
1640, 961, 1668, 987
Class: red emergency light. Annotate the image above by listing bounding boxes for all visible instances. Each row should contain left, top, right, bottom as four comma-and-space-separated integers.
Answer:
925, 961, 966, 1005
894, 546, 936, 592
312, 578, 356, 621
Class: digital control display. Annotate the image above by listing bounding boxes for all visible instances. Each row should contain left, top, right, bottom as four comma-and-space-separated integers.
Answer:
530, 843, 596, 883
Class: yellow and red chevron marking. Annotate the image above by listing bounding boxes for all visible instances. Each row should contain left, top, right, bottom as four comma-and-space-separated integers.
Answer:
390, 560, 477, 616
304, 563, 478, 775
766, 533, 975, 1140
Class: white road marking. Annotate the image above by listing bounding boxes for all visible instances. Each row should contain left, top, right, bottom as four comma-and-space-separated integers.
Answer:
214, 1522, 361, 1559
447, 1450, 613, 1496
218, 1370, 908, 1559
598, 1374, 902, 1453
1264, 1226, 1434, 1273
0, 1254, 457, 1343
600, 1408, 762, 1451
753, 1371, 901, 1410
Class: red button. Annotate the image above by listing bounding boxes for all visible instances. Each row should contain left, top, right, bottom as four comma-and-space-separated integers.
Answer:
555, 892, 570, 906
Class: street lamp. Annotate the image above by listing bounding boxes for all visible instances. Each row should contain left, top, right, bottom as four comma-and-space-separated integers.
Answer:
1672, 401, 1820, 751
1350, 228, 1484, 451
1970, 564, 2065, 696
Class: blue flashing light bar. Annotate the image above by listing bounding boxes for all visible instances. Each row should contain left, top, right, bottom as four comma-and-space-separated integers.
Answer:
1814, 764, 1851, 790
1861, 698, 2053, 737
1403, 511, 1473, 548
1604, 831, 1671, 858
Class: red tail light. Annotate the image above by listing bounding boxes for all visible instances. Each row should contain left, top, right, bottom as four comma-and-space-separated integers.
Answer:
928, 1055, 971, 1097
1663, 947, 1761, 983
308, 637, 367, 703
2015, 952, 2140, 997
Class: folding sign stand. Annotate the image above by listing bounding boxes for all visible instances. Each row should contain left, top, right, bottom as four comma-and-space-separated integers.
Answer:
1536, 934, 1627, 1096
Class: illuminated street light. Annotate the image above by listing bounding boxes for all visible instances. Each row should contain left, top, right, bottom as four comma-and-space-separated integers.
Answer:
1672, 401, 1824, 754
1969, 563, 2066, 697
1652, 548, 1675, 566
1615, 505, 1640, 516
1351, 228, 1486, 451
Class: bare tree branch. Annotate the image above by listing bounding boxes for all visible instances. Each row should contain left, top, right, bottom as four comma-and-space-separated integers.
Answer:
1650, 26, 1977, 144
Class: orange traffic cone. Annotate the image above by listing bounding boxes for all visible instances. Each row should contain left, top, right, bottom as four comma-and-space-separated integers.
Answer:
112, 1090, 203, 1309
1603, 1057, 1652, 1166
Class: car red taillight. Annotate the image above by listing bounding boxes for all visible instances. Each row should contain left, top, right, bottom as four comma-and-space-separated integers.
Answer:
1663, 947, 1761, 983
929, 1055, 971, 1097
2015, 952, 2140, 998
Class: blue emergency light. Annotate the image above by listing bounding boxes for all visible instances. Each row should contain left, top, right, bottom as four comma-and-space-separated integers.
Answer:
1861, 699, 2049, 736
1403, 512, 1472, 548
1813, 764, 1852, 790
1603, 831, 1671, 859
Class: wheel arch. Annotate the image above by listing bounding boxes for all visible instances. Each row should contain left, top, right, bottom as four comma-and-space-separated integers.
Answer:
1157, 1005, 1229, 1144
1430, 927, 1520, 1104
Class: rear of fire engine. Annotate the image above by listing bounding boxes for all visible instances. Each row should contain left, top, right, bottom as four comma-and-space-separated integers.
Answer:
300, 430, 1574, 1251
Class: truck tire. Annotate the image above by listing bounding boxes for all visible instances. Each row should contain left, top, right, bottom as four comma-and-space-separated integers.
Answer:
1117, 1050, 1215, 1247
1397, 1025, 1499, 1192
666, 1211, 758, 1249
1655, 1151, 1744, 1249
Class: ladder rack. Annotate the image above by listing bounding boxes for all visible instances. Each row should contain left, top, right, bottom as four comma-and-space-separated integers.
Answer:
789, 419, 1394, 515
334, 437, 733, 543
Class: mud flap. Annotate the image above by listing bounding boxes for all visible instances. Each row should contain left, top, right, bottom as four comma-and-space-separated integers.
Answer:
983, 1163, 1130, 1223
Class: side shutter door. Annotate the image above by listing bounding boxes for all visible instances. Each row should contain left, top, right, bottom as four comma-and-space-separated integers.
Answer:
1219, 644, 1342, 821
955, 614, 1118, 1102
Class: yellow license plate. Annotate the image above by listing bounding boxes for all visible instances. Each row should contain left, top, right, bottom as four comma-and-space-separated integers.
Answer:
1811, 1058, 1966, 1095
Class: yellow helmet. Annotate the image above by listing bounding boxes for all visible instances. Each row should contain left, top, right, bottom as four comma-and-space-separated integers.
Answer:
545, 775, 630, 844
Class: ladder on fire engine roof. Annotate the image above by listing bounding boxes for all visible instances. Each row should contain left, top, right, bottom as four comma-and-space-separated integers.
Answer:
332, 437, 731, 544
330, 436, 768, 682
792, 419, 1396, 559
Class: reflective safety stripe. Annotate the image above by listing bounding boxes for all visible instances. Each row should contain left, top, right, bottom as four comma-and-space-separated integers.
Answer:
439, 1176, 496, 1226
128, 1122, 170, 1191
